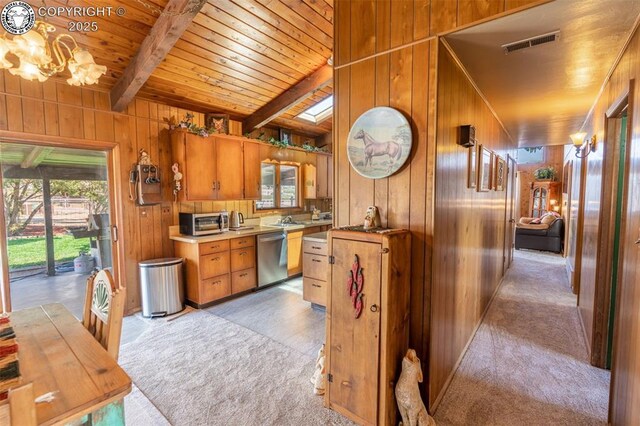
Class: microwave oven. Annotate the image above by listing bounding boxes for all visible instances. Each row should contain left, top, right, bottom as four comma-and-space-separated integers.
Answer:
179, 212, 229, 236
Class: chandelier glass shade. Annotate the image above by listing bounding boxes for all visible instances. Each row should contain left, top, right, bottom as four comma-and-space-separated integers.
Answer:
0, 21, 106, 86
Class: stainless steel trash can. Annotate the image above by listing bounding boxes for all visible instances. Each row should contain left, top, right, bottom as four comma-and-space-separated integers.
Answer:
139, 257, 184, 318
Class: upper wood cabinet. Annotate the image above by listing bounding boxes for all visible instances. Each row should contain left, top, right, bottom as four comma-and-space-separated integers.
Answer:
303, 164, 317, 200
304, 154, 332, 200
215, 137, 244, 200
243, 141, 262, 200
171, 132, 218, 201
171, 131, 247, 201
317, 154, 329, 199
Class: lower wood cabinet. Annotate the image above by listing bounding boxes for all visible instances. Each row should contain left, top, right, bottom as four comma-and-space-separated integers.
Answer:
288, 225, 331, 278
302, 234, 328, 306
174, 235, 257, 308
325, 229, 411, 426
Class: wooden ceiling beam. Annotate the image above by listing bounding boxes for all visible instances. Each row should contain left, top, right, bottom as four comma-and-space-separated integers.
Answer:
243, 64, 333, 132
110, 0, 206, 112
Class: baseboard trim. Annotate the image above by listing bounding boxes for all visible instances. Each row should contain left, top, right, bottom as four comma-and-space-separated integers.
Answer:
430, 272, 508, 413
577, 306, 592, 356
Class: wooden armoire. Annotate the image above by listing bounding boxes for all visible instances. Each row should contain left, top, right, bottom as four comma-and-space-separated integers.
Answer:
325, 228, 411, 426
529, 181, 561, 217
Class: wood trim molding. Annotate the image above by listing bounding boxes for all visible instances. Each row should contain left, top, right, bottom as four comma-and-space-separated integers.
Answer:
0, 130, 118, 149
110, 0, 206, 112
242, 64, 333, 131
0, 170, 10, 313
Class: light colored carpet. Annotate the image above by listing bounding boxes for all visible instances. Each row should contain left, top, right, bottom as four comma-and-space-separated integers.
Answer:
119, 309, 352, 426
434, 250, 611, 425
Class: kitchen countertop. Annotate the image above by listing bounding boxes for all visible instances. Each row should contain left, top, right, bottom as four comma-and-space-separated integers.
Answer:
303, 231, 327, 243
170, 220, 332, 244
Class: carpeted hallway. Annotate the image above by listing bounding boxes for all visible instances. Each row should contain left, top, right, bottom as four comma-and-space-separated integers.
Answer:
434, 250, 611, 425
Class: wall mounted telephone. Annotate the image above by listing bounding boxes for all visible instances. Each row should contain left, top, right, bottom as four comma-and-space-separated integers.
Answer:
129, 150, 162, 206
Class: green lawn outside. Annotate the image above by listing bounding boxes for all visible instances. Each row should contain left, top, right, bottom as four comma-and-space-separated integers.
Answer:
7, 235, 90, 269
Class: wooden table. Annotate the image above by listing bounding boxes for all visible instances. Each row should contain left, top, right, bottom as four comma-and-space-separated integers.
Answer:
10, 304, 131, 425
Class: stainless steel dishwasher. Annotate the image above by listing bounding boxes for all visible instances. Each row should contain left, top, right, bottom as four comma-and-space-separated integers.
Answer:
257, 231, 288, 287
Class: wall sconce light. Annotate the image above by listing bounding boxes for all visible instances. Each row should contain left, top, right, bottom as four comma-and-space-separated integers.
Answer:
570, 132, 597, 158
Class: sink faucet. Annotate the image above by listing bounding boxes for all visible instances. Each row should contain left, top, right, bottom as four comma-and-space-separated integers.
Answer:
282, 215, 293, 224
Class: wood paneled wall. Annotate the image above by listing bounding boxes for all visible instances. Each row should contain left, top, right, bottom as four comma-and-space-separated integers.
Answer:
430, 44, 516, 408
516, 145, 564, 217
0, 71, 327, 314
334, 0, 529, 410
569, 22, 640, 423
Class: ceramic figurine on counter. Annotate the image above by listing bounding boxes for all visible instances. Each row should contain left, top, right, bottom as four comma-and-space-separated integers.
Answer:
363, 206, 381, 229
311, 344, 326, 395
396, 349, 436, 426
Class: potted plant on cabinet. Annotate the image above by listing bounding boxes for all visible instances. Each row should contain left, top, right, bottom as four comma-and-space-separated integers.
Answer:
533, 166, 557, 181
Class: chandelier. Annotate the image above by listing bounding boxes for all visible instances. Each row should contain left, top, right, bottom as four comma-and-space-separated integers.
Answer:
0, 21, 106, 86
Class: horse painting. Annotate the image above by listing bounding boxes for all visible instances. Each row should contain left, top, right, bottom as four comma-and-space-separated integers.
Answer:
353, 129, 403, 170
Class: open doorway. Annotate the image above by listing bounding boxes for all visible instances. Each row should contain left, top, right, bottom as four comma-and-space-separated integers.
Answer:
0, 142, 113, 319
590, 92, 630, 370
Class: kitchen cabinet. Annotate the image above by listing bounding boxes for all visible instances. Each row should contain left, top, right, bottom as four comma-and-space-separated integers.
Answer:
325, 229, 411, 426
230, 237, 256, 294
287, 230, 304, 277
288, 226, 330, 278
216, 137, 244, 200
328, 156, 333, 199
170, 131, 243, 201
303, 155, 332, 199
243, 141, 262, 199
317, 154, 328, 199
174, 235, 257, 307
302, 236, 328, 307
302, 164, 317, 200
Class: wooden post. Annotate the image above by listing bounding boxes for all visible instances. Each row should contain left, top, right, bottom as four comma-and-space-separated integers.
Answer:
0, 170, 11, 312
42, 177, 55, 276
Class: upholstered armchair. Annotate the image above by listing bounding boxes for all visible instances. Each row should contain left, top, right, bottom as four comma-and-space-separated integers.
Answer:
515, 214, 564, 253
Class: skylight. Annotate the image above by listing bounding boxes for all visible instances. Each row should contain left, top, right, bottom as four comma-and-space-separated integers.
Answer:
297, 95, 333, 124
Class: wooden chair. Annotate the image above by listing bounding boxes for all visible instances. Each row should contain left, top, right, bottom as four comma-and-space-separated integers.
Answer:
0, 383, 37, 426
83, 270, 125, 361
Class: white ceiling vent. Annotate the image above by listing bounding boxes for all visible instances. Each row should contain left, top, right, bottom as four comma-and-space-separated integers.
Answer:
502, 31, 560, 54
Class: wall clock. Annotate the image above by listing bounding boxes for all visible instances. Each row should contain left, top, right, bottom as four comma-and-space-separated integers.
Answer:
346, 107, 412, 179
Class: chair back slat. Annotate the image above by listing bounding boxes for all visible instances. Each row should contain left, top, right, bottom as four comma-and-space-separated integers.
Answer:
82, 270, 125, 360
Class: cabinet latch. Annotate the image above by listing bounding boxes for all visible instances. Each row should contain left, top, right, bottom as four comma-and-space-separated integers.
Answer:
380, 248, 390, 254
327, 373, 333, 383
328, 255, 335, 264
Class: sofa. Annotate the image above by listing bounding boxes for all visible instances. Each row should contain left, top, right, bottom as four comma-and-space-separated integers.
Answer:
515, 214, 564, 253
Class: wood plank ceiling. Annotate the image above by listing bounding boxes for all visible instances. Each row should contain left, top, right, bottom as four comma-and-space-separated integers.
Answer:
43, 0, 334, 137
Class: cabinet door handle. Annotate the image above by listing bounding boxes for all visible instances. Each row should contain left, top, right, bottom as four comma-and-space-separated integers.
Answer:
635, 238, 640, 245
370, 304, 379, 312
218, 181, 221, 190
239, 252, 247, 256
210, 245, 219, 250
312, 259, 321, 263
212, 280, 221, 285
312, 283, 322, 288
239, 273, 248, 277
211, 257, 220, 261
312, 246, 322, 250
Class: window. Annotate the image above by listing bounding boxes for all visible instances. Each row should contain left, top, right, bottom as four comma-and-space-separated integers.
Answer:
517, 147, 544, 165
297, 95, 333, 124
256, 162, 300, 210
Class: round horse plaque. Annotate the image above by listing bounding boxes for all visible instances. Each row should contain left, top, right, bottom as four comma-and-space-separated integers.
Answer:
346, 107, 412, 179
